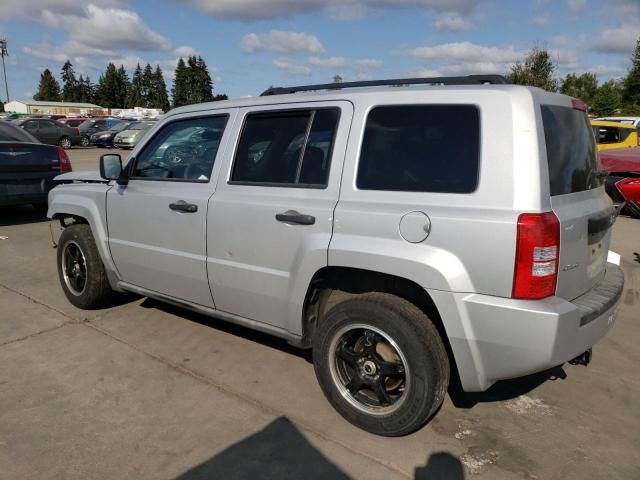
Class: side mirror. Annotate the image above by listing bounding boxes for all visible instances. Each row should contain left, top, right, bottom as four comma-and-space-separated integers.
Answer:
99, 154, 123, 181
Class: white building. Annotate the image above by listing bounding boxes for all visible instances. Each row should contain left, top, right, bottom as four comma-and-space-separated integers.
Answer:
4, 100, 104, 116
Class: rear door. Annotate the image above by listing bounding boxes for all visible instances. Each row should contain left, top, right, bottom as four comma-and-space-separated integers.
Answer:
540, 103, 613, 300
38, 119, 59, 144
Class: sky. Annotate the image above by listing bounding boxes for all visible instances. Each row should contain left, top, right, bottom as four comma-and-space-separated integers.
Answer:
0, 0, 638, 102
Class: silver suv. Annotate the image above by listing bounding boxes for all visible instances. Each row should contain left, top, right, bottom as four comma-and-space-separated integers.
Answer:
48, 75, 624, 436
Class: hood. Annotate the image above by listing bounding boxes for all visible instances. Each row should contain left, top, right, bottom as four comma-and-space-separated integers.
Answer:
54, 170, 108, 183
600, 147, 640, 174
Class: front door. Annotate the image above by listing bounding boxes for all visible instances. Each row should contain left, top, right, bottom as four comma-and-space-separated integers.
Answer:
107, 111, 234, 307
207, 102, 352, 334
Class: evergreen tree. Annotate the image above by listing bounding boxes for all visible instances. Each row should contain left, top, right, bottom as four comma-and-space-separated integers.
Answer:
76, 75, 95, 104
115, 65, 130, 108
96, 63, 119, 108
213, 94, 228, 101
622, 35, 640, 110
34, 69, 61, 101
141, 63, 154, 107
192, 56, 214, 104
127, 63, 146, 108
150, 65, 170, 111
61, 61, 79, 102
507, 47, 558, 92
171, 58, 189, 108
560, 72, 598, 104
591, 80, 622, 116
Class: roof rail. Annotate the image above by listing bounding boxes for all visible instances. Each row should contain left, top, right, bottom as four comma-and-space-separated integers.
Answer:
260, 74, 510, 96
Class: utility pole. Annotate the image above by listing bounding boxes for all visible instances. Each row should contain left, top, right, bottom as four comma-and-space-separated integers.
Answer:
0, 38, 9, 103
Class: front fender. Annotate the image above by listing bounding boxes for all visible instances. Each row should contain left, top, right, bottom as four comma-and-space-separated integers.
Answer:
47, 184, 123, 290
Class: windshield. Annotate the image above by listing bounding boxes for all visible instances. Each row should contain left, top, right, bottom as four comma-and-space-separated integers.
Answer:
541, 105, 602, 196
78, 120, 96, 129
128, 122, 155, 131
111, 122, 131, 132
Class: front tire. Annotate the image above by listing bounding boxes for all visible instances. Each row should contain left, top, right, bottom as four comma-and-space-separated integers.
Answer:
80, 135, 90, 147
57, 224, 114, 309
313, 292, 449, 436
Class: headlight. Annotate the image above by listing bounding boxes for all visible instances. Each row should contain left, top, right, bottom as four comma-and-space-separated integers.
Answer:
99, 134, 111, 138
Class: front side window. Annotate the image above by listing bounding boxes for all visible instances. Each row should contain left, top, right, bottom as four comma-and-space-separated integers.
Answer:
132, 116, 227, 181
357, 105, 480, 193
231, 109, 339, 187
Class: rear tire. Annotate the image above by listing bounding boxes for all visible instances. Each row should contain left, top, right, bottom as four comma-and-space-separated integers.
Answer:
57, 224, 114, 309
58, 136, 72, 149
623, 201, 640, 219
312, 292, 449, 436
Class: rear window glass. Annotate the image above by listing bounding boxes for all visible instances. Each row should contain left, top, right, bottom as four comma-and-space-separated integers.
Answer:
541, 105, 601, 196
356, 105, 480, 193
592, 125, 632, 144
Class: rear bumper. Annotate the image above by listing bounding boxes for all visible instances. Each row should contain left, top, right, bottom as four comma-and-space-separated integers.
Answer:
448, 262, 624, 391
0, 176, 57, 206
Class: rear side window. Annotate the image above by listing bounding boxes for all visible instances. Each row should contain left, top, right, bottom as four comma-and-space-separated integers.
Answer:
592, 125, 632, 144
542, 106, 601, 196
231, 109, 339, 187
357, 105, 480, 193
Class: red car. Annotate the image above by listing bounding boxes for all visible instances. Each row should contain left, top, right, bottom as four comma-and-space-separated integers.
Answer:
600, 147, 640, 218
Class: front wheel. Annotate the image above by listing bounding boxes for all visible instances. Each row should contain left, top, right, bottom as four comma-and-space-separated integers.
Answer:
313, 292, 449, 436
57, 224, 114, 309
80, 135, 90, 147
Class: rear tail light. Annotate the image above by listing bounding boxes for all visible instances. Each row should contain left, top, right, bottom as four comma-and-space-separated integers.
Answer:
512, 212, 560, 299
57, 146, 72, 172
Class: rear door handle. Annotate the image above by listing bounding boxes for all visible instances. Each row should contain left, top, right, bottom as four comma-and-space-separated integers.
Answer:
169, 200, 198, 213
275, 210, 315, 225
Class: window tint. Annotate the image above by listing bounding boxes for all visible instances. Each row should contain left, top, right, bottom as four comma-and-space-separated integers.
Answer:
23, 120, 38, 130
0, 122, 39, 142
132, 116, 227, 181
542, 105, 601, 196
231, 109, 339, 186
357, 105, 480, 193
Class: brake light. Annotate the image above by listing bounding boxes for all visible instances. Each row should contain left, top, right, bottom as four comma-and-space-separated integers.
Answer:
571, 98, 588, 112
512, 212, 560, 299
57, 146, 72, 172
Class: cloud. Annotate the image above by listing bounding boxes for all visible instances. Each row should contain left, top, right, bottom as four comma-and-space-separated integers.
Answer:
0, 0, 125, 19
107, 55, 148, 71
433, 14, 473, 32
403, 41, 523, 64
174, 45, 200, 57
591, 23, 640, 54
41, 5, 171, 52
588, 64, 627, 77
172, 0, 477, 20
532, 14, 551, 25
272, 57, 311, 75
567, 0, 586, 11
354, 58, 383, 69
241, 30, 324, 54
308, 56, 348, 68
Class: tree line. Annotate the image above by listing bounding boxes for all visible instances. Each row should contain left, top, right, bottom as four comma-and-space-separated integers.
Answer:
33, 56, 227, 111
506, 35, 640, 116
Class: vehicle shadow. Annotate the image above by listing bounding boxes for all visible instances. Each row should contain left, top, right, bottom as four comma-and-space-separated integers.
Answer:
139, 298, 313, 364
0, 205, 49, 227
448, 365, 567, 409
174, 416, 465, 480
141, 298, 568, 403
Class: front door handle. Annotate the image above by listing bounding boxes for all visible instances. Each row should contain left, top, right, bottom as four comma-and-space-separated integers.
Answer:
275, 210, 315, 225
169, 200, 198, 213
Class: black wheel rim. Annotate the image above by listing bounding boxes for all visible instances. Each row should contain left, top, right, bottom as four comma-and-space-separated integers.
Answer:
329, 324, 410, 415
62, 241, 87, 296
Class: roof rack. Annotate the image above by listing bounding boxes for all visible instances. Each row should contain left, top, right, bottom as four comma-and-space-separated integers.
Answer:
260, 74, 510, 96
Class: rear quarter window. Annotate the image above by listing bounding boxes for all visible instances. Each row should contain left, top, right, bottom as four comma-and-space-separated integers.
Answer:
356, 105, 480, 193
541, 105, 601, 196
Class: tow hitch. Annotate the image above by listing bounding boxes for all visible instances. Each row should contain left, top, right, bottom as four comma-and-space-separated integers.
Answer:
569, 348, 592, 366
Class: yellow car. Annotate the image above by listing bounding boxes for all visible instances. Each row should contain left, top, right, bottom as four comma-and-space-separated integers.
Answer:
591, 120, 638, 151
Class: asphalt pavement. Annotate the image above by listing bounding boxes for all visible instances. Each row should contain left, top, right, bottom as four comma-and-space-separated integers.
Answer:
0, 147, 639, 479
